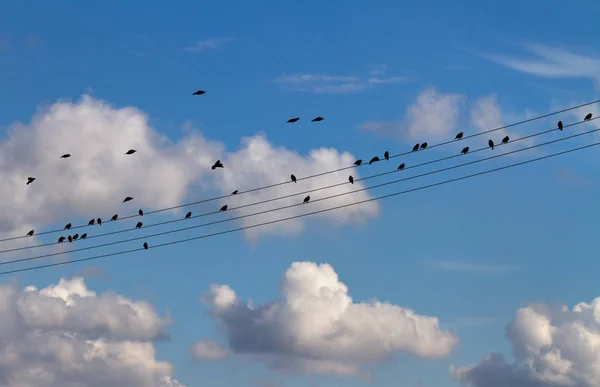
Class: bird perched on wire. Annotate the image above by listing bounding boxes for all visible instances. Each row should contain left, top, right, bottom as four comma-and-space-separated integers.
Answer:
303, 195, 310, 203
558, 121, 563, 131
455, 132, 463, 140
354, 159, 363, 166
135, 222, 143, 229
143, 242, 149, 250
420, 142, 428, 150
488, 139, 494, 150
349, 176, 354, 184
384, 151, 389, 160
111, 214, 118, 221
461, 146, 469, 155
291, 174, 297, 183
412, 144, 419, 152
501, 136, 509, 144
369, 156, 380, 165
584, 113, 593, 121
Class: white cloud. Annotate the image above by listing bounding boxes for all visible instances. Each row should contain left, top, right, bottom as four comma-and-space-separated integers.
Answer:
193, 261, 458, 377
192, 340, 228, 360
428, 260, 515, 273
359, 86, 465, 140
452, 296, 600, 387
274, 72, 412, 94
367, 64, 389, 76
183, 38, 233, 53
0, 276, 184, 386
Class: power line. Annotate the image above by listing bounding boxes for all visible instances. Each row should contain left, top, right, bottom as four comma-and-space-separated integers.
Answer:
2, 99, 597, 243
2, 138, 598, 277
2, 124, 599, 268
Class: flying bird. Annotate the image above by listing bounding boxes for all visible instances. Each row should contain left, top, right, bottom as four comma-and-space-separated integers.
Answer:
97, 218, 102, 225
185, 212, 192, 219
125, 149, 136, 155
420, 142, 428, 150
584, 113, 593, 121
123, 196, 133, 203
303, 195, 310, 203
349, 175, 354, 184
287, 117, 300, 123
58, 236, 66, 243
231, 190, 238, 195
412, 144, 420, 152
488, 139, 494, 150
461, 146, 469, 155
26, 177, 35, 185
68, 235, 73, 243
64, 223, 72, 230
139, 209, 144, 216
220, 205, 228, 212
384, 151, 390, 160
558, 121, 563, 131
311, 116, 324, 122
193, 90, 206, 95
354, 159, 363, 166
88, 219, 95, 225
81, 233, 87, 239
135, 222, 143, 229
369, 156, 380, 165
60, 154, 71, 159
397, 163, 405, 170
111, 214, 118, 221
291, 174, 297, 183
211, 160, 224, 170
26, 230, 34, 236
73, 234, 79, 240
501, 136, 509, 144
455, 132, 463, 140
143, 242, 149, 250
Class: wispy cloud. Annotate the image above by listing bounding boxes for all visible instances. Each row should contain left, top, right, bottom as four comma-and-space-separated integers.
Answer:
184, 38, 233, 53
427, 260, 516, 273
367, 64, 389, 76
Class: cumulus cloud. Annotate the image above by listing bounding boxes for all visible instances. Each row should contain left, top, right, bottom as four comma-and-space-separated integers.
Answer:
359, 86, 465, 140
452, 296, 600, 387
274, 71, 412, 94
193, 261, 458, 377
0, 276, 184, 386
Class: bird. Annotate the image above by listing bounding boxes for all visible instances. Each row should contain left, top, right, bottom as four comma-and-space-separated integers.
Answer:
26, 177, 35, 185
412, 144, 420, 152
68, 235, 73, 243
420, 142, 428, 150
501, 136, 509, 144
584, 113, 593, 121
60, 154, 71, 159
455, 132, 464, 140
111, 214, 118, 221
123, 196, 133, 203
80, 233, 87, 239
303, 195, 310, 203
349, 175, 354, 184
143, 242, 149, 250
193, 90, 206, 95
369, 156, 380, 165
135, 222, 143, 229
64, 223, 72, 230
287, 117, 300, 123
461, 146, 469, 155
291, 174, 297, 183
220, 205, 228, 212
558, 121, 563, 131
88, 219, 95, 225
211, 160, 224, 170
488, 139, 494, 150
397, 163, 405, 170
73, 233, 79, 240
97, 218, 102, 225
312, 116, 324, 122
354, 159, 363, 166
26, 230, 34, 236
125, 149, 136, 155
139, 209, 144, 216
384, 151, 390, 161
58, 236, 66, 243
231, 190, 238, 195
185, 211, 192, 219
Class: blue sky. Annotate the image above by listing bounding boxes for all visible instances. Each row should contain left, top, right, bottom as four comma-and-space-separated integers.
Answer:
1, 1, 600, 386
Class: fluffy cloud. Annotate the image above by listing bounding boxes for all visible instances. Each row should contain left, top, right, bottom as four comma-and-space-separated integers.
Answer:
193, 261, 458, 377
274, 72, 412, 94
0, 276, 184, 386
452, 296, 600, 387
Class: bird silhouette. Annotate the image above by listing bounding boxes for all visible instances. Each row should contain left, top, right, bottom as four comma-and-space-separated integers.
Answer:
384, 151, 389, 160
455, 132, 464, 140
461, 146, 469, 155
397, 163, 405, 170
123, 196, 133, 203
73, 233, 79, 240
125, 149, 137, 155
111, 214, 118, 221
97, 218, 102, 225
185, 211, 192, 219
88, 219, 95, 225
220, 205, 228, 212
412, 144, 419, 152
211, 160, 224, 170
135, 222, 143, 229
369, 156, 380, 164
231, 190, 238, 195
558, 121, 563, 131
291, 174, 297, 183
139, 209, 144, 216
354, 159, 363, 166
420, 142, 428, 150
312, 116, 324, 122
58, 236, 66, 243
501, 136, 509, 144
193, 90, 206, 95
68, 235, 73, 243
488, 139, 494, 150
26, 230, 34, 236
349, 175, 354, 184
584, 113, 593, 121
60, 154, 71, 159
81, 233, 87, 239
303, 195, 310, 203
26, 177, 35, 185
287, 117, 300, 123
143, 242, 149, 250
65, 223, 72, 230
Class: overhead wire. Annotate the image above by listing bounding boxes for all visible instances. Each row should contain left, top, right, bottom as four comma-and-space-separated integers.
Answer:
2, 99, 598, 243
